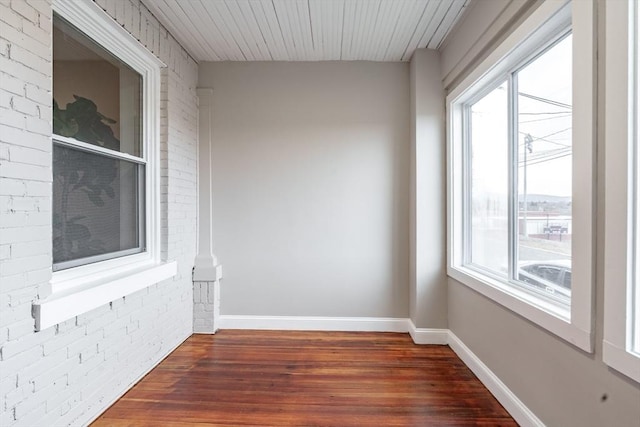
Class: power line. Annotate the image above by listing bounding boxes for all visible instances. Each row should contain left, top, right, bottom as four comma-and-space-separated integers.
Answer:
525, 152, 572, 167
519, 147, 571, 163
526, 138, 571, 148
531, 127, 571, 141
519, 151, 572, 167
519, 113, 572, 124
519, 92, 572, 109
518, 129, 572, 148
519, 111, 571, 115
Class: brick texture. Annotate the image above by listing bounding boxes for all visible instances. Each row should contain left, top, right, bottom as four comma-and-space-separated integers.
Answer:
193, 281, 220, 333
0, 0, 198, 425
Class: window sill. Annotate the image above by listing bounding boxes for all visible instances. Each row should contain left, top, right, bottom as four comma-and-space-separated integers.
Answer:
603, 341, 640, 383
33, 261, 177, 331
449, 265, 592, 352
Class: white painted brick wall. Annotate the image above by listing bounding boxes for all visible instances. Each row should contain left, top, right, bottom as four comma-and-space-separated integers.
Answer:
0, 0, 199, 425
193, 280, 220, 333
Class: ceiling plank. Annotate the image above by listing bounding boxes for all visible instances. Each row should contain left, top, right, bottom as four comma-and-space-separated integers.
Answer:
250, 0, 289, 60
142, 0, 468, 62
401, 0, 440, 61
282, 0, 304, 59
371, 0, 401, 61
384, 0, 425, 61
341, 0, 356, 60
416, 0, 452, 49
227, 0, 271, 60
294, 0, 315, 60
272, 0, 299, 60
192, 0, 245, 60
149, 0, 213, 60
332, 0, 345, 61
212, 1, 258, 60
361, 0, 387, 61
427, 0, 468, 49
358, 0, 380, 60
322, 0, 332, 60
348, 0, 364, 60
308, 0, 324, 60
181, 1, 223, 60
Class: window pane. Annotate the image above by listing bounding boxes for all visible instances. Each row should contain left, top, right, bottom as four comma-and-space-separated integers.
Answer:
53, 144, 144, 267
53, 15, 142, 157
469, 83, 509, 275
516, 34, 572, 302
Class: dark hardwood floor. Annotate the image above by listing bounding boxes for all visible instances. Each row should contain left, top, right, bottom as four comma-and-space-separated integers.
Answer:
92, 330, 517, 426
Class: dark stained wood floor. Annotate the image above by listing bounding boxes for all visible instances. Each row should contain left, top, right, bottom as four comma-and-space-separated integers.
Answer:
92, 330, 517, 426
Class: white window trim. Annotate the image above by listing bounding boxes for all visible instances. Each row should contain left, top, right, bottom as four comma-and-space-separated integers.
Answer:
603, 0, 640, 383
447, 0, 595, 352
33, 0, 175, 331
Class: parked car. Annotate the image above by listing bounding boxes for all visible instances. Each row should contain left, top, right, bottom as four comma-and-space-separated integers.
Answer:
518, 259, 571, 301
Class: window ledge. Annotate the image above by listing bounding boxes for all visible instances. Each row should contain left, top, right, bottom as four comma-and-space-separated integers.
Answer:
603, 341, 640, 383
449, 265, 592, 352
33, 261, 177, 331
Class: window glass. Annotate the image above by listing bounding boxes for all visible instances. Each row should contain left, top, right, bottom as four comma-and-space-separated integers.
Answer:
516, 34, 572, 295
52, 145, 144, 265
53, 15, 142, 157
52, 13, 145, 270
469, 83, 509, 276
462, 33, 573, 308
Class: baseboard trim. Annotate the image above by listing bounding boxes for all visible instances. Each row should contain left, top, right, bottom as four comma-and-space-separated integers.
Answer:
447, 331, 545, 427
220, 315, 453, 345
219, 315, 411, 333
408, 321, 449, 344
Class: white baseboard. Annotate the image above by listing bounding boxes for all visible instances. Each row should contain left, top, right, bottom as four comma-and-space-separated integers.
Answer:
447, 331, 545, 427
219, 315, 411, 332
408, 321, 449, 344
220, 315, 452, 345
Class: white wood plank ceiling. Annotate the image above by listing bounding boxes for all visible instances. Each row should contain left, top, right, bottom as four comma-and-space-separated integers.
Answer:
142, 0, 469, 62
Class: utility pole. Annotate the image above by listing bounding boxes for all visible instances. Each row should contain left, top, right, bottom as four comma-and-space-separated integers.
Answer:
523, 133, 533, 238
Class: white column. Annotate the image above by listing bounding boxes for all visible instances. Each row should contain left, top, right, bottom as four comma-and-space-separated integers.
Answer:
409, 50, 447, 331
193, 87, 222, 333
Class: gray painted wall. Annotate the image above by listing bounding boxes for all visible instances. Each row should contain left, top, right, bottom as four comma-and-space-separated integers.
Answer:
442, 1, 640, 425
198, 62, 410, 318
409, 50, 448, 329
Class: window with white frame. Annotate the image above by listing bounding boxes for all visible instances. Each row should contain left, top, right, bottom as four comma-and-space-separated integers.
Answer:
33, 0, 175, 332
464, 32, 573, 307
448, 1, 594, 351
603, 0, 640, 383
53, 14, 145, 271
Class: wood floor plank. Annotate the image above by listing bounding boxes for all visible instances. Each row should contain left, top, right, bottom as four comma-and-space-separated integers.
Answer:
92, 331, 517, 426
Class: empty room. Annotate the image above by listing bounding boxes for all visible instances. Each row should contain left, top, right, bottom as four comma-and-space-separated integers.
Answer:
1, 0, 639, 426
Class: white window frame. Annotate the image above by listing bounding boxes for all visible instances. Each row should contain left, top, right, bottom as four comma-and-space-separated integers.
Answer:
33, 0, 176, 331
447, 0, 595, 352
603, 0, 640, 383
